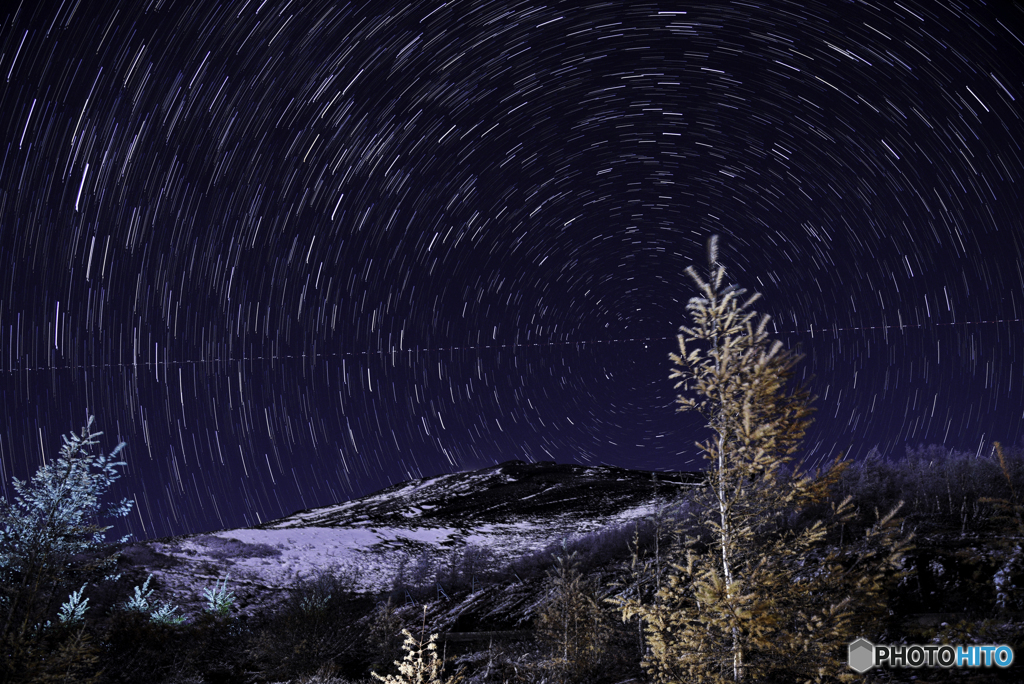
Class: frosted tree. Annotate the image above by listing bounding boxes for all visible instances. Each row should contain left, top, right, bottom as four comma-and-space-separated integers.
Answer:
0, 416, 133, 680
621, 237, 911, 683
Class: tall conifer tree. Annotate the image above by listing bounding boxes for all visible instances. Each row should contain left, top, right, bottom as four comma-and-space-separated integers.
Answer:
621, 237, 911, 683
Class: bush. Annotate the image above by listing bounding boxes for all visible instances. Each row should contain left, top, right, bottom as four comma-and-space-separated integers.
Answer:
244, 567, 379, 681
372, 608, 463, 684
99, 598, 253, 684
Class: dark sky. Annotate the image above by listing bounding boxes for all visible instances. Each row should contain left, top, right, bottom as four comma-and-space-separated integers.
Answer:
1, 0, 1022, 542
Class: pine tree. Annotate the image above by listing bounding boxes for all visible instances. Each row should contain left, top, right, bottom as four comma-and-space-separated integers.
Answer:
0, 416, 133, 681
536, 551, 609, 683
369, 598, 405, 675
620, 237, 911, 683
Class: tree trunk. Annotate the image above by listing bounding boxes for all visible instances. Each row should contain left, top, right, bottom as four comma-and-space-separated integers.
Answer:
716, 433, 743, 681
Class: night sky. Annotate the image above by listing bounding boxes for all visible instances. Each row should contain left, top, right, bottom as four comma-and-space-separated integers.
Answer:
1, 0, 1022, 542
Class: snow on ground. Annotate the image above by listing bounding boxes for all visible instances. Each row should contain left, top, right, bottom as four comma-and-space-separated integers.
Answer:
128, 463, 700, 617
135, 498, 663, 616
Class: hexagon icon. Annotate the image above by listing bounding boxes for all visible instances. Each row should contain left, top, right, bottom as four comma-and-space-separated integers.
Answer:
848, 638, 875, 673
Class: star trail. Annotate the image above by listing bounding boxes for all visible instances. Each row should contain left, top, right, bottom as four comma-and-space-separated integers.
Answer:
0, 0, 1022, 541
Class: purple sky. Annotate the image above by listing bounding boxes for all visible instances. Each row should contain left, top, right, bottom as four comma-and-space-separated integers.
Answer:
1, 0, 1022, 541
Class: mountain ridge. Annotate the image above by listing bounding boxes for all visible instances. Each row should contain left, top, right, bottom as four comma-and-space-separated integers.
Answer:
259, 460, 703, 529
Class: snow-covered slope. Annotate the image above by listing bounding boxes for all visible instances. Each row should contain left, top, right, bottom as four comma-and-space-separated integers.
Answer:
116, 460, 702, 616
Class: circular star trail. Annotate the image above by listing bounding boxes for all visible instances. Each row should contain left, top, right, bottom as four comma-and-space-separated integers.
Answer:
0, 0, 1022, 540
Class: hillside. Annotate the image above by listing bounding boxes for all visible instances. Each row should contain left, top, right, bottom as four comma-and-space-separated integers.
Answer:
114, 460, 702, 616
45, 449, 1024, 683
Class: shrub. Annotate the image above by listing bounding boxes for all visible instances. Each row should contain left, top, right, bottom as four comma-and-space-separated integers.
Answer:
202, 573, 236, 616
244, 568, 378, 681
371, 608, 463, 684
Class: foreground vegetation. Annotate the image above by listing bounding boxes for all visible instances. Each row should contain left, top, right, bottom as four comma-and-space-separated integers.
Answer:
3, 240, 1020, 682
0, 422, 1021, 683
